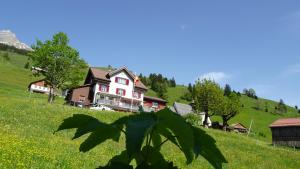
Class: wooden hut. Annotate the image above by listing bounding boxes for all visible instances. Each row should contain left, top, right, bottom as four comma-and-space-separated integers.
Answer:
229, 123, 248, 133
269, 118, 300, 148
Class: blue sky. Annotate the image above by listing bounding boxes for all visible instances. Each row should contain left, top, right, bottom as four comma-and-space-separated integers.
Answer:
1, 0, 300, 106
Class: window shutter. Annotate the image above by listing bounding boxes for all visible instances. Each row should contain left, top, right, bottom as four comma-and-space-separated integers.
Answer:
98, 85, 101, 91
116, 88, 119, 94
106, 86, 109, 92
123, 89, 126, 96
126, 79, 129, 85
115, 77, 118, 83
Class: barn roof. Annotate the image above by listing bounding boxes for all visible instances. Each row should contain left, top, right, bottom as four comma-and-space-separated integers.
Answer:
230, 123, 247, 130
270, 118, 300, 128
143, 95, 167, 103
173, 102, 193, 116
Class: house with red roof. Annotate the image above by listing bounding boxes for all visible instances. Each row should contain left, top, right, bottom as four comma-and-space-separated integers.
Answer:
269, 118, 300, 148
66, 67, 166, 112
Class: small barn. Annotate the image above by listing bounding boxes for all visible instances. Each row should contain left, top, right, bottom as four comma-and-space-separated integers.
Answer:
171, 102, 193, 116
65, 84, 94, 107
143, 96, 167, 112
229, 123, 248, 133
269, 118, 300, 148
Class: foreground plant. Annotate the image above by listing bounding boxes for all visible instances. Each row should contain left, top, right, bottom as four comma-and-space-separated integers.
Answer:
55, 108, 227, 169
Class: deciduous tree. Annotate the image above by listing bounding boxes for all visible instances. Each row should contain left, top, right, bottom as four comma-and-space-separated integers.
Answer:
29, 32, 88, 103
193, 79, 224, 127
221, 93, 240, 130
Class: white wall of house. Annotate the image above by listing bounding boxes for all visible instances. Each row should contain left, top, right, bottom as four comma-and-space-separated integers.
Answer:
30, 84, 49, 93
109, 71, 134, 99
92, 70, 145, 105
199, 112, 212, 127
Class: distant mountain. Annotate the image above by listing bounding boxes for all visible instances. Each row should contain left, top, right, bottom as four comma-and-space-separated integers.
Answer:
0, 30, 32, 51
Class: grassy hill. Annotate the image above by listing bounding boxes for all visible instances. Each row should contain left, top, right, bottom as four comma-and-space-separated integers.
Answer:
0, 51, 300, 168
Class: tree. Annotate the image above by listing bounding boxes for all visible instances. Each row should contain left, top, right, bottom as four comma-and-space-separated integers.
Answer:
188, 83, 193, 93
55, 108, 227, 169
221, 93, 240, 130
224, 84, 232, 96
193, 79, 224, 127
295, 105, 298, 110
156, 82, 168, 99
254, 99, 261, 110
29, 32, 88, 103
169, 77, 176, 87
264, 102, 269, 112
1, 52, 10, 62
248, 88, 256, 98
24, 62, 30, 69
277, 99, 287, 113
243, 88, 257, 98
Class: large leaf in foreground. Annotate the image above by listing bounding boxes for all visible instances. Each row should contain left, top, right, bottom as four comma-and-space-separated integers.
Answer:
125, 113, 157, 157
156, 109, 194, 164
55, 114, 121, 152
192, 126, 227, 169
79, 123, 121, 152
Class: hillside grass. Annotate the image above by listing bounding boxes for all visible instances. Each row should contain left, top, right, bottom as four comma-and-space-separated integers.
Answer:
1, 51, 300, 168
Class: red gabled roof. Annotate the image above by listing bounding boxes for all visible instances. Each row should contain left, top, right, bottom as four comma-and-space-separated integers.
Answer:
270, 118, 300, 128
90, 68, 111, 82
89, 67, 147, 90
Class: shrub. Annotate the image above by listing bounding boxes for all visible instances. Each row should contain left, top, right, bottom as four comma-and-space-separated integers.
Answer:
258, 132, 266, 138
1, 52, 10, 61
184, 113, 202, 126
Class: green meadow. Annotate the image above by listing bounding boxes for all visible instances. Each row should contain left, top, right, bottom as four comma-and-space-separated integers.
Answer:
0, 51, 300, 168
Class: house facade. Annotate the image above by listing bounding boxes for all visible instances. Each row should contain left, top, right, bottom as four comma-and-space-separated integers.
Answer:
67, 67, 149, 112
28, 79, 50, 94
143, 96, 167, 112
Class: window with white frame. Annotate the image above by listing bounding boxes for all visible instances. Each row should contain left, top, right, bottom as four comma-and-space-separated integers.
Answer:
152, 102, 158, 108
100, 85, 108, 92
116, 88, 126, 96
116, 77, 128, 85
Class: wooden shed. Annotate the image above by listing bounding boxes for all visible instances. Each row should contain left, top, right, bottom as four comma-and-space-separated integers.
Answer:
229, 123, 248, 133
65, 84, 94, 107
269, 118, 300, 148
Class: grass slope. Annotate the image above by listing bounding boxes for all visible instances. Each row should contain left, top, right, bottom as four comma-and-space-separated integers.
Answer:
0, 51, 300, 168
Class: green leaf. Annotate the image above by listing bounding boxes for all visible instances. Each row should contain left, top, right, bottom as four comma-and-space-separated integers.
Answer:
156, 126, 179, 148
55, 114, 104, 139
125, 113, 157, 157
192, 126, 227, 169
151, 130, 162, 150
79, 123, 121, 152
157, 108, 194, 164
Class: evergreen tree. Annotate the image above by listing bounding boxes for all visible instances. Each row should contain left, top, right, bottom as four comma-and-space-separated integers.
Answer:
24, 62, 30, 69
277, 99, 287, 113
224, 84, 232, 96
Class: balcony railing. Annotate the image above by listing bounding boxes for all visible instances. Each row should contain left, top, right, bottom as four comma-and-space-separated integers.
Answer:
97, 99, 139, 111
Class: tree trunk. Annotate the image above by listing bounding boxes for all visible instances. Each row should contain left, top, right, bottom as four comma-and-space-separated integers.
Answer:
203, 111, 209, 127
48, 86, 55, 103
222, 116, 228, 131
